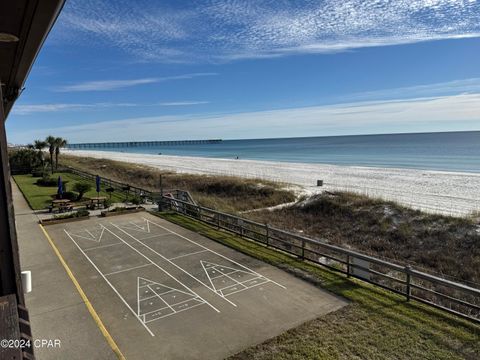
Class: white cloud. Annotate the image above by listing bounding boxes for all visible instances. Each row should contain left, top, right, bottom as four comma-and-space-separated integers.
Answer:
54, 73, 217, 92
56, 78, 158, 92
12, 103, 138, 115
52, 0, 480, 62
13, 93, 480, 143
158, 101, 209, 106
12, 100, 210, 115
335, 77, 480, 103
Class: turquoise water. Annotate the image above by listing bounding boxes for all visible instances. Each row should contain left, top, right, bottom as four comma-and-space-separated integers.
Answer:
88, 131, 480, 173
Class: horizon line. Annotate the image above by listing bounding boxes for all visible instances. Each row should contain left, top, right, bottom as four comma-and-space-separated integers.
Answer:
54, 129, 480, 146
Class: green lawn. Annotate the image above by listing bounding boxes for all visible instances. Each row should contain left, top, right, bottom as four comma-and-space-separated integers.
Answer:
155, 211, 480, 360
13, 173, 126, 210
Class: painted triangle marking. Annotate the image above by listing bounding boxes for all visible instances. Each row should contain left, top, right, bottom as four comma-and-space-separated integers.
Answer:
68, 226, 105, 242
200, 260, 269, 295
136, 277, 199, 318
119, 220, 151, 233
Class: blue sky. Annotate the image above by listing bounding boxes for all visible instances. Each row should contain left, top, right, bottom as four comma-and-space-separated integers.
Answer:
6, 0, 480, 144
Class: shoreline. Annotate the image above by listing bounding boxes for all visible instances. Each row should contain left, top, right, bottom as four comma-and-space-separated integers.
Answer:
64, 149, 480, 217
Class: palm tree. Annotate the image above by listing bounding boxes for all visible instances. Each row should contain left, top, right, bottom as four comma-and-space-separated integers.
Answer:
33, 140, 47, 169
45, 135, 56, 174
54, 137, 67, 170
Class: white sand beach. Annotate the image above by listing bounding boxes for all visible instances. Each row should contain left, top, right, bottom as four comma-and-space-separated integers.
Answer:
66, 150, 480, 217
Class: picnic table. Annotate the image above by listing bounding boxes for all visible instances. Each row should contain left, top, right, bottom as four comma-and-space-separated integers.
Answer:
49, 199, 73, 213
88, 196, 107, 210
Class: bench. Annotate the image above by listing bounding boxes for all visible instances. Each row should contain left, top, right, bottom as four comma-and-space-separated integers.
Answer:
48, 201, 74, 213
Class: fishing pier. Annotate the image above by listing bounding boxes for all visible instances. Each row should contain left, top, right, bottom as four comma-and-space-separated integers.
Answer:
66, 139, 222, 149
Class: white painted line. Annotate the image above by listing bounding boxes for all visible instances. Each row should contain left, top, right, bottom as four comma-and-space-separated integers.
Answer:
200, 260, 219, 295
209, 274, 225, 280
84, 242, 124, 252
139, 294, 160, 303
85, 229, 97, 240
168, 249, 208, 261
224, 280, 271, 297
141, 306, 170, 318
168, 297, 202, 307
206, 263, 252, 294
104, 263, 153, 276
155, 289, 175, 296
138, 276, 199, 298
130, 221, 149, 232
145, 217, 287, 290
64, 229, 155, 337
149, 285, 176, 313
142, 306, 171, 318
119, 220, 151, 233
144, 302, 205, 324
68, 232, 98, 242
218, 282, 247, 292
137, 277, 141, 316
136, 233, 171, 241
114, 223, 237, 307
102, 225, 220, 314
204, 261, 254, 286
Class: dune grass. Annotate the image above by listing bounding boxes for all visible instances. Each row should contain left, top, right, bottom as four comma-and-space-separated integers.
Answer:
60, 155, 295, 212
13, 173, 125, 210
245, 191, 480, 286
154, 211, 480, 360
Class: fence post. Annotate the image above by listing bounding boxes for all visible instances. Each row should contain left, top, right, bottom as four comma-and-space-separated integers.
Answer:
265, 223, 269, 246
347, 255, 351, 277
301, 239, 305, 260
217, 214, 220, 229
405, 265, 412, 301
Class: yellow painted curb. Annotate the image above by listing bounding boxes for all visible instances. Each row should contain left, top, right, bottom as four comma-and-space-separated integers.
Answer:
39, 224, 126, 360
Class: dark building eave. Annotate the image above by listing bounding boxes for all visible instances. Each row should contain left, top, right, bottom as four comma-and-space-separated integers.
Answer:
1, 0, 65, 119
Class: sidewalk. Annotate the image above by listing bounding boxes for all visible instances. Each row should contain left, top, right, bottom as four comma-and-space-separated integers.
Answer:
12, 180, 116, 360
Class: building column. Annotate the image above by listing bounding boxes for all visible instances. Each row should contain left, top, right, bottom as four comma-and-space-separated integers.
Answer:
0, 87, 25, 305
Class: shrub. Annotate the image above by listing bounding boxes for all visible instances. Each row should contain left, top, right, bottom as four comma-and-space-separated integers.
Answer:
36, 176, 58, 187
8, 149, 41, 174
62, 191, 78, 201
54, 209, 89, 219
31, 168, 46, 177
76, 209, 90, 217
73, 182, 92, 200
130, 196, 143, 205
109, 206, 138, 213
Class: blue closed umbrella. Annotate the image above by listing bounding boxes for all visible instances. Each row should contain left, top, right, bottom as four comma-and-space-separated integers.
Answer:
96, 175, 101, 194
57, 176, 63, 198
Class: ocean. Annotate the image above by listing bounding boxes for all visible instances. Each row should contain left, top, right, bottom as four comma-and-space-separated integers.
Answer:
83, 131, 480, 173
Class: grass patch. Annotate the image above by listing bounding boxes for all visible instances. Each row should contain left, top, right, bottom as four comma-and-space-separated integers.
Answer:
154, 211, 480, 360
61, 155, 295, 213
13, 172, 125, 210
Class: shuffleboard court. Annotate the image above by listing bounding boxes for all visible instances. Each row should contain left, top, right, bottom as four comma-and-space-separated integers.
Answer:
44, 212, 347, 359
